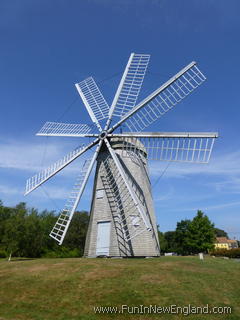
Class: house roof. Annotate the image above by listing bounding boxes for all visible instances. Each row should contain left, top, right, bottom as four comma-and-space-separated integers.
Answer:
216, 237, 228, 243
227, 239, 238, 244
215, 237, 238, 244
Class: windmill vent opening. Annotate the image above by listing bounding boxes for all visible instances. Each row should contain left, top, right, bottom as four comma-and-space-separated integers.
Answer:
96, 189, 105, 199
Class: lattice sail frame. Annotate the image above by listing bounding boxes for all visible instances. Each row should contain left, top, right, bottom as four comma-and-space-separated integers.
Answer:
118, 134, 216, 163
75, 77, 109, 131
26, 144, 85, 195
116, 63, 206, 132
25, 52, 218, 246
112, 53, 150, 118
37, 122, 93, 137
50, 159, 92, 244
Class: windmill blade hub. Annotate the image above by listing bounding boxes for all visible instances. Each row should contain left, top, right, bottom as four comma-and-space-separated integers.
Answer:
99, 130, 108, 140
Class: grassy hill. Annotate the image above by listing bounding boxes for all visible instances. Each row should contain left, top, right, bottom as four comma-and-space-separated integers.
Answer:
0, 256, 239, 320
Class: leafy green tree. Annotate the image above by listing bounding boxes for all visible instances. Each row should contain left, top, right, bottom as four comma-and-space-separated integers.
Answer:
19, 209, 44, 258
1, 203, 27, 260
39, 209, 58, 252
214, 228, 228, 238
63, 211, 89, 255
0, 201, 90, 259
175, 219, 191, 255
164, 231, 178, 252
0, 201, 11, 244
185, 210, 215, 254
157, 225, 168, 253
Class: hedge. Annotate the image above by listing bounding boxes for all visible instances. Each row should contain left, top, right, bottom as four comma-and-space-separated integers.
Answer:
210, 248, 240, 258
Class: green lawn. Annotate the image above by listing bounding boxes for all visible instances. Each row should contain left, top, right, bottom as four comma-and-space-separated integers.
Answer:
0, 256, 239, 320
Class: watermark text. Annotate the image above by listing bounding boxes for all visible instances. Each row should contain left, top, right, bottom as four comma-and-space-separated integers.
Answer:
93, 304, 232, 316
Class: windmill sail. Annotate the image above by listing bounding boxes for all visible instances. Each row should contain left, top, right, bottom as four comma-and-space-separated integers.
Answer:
113, 132, 218, 163
50, 141, 102, 245
105, 53, 150, 130
112, 53, 150, 118
25, 139, 98, 195
75, 77, 109, 131
49, 159, 93, 245
37, 121, 93, 137
110, 62, 206, 132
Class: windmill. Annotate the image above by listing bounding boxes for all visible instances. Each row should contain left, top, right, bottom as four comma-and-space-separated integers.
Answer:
25, 53, 218, 257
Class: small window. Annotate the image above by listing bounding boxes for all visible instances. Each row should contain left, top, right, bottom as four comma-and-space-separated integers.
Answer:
96, 189, 104, 199
130, 215, 140, 227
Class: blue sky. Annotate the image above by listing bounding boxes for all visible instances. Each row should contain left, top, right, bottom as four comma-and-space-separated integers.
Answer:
1, 0, 240, 239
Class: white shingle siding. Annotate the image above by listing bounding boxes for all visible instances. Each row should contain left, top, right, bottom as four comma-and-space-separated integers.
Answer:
84, 140, 160, 257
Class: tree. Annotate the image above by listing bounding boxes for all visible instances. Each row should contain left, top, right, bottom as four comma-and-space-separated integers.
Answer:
214, 228, 228, 238
0, 201, 90, 258
175, 219, 191, 255
39, 209, 58, 252
157, 226, 168, 253
1, 203, 27, 260
63, 211, 89, 255
19, 209, 44, 258
0, 201, 11, 244
164, 231, 178, 252
185, 210, 215, 254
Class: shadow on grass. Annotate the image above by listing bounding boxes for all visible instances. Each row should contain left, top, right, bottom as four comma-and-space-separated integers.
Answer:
8, 258, 37, 262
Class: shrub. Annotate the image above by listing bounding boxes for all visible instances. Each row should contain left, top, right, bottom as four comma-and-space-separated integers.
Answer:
42, 247, 81, 258
210, 248, 240, 259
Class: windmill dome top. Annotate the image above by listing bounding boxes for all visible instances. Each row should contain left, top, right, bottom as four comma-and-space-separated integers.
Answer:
110, 137, 147, 159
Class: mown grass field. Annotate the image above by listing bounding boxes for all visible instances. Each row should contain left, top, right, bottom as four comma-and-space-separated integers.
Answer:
0, 256, 239, 320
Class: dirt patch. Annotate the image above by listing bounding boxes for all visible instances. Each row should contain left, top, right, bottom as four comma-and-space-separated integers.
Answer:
28, 265, 51, 273
52, 262, 67, 267
84, 268, 121, 281
140, 273, 180, 285
28, 262, 69, 273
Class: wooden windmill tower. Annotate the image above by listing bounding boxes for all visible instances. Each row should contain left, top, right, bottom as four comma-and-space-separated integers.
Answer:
25, 53, 218, 257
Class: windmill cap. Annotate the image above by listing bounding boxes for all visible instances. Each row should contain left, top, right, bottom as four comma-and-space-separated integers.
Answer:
110, 137, 147, 158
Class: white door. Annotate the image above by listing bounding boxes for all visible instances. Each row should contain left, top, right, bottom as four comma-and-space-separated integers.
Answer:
96, 221, 111, 256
